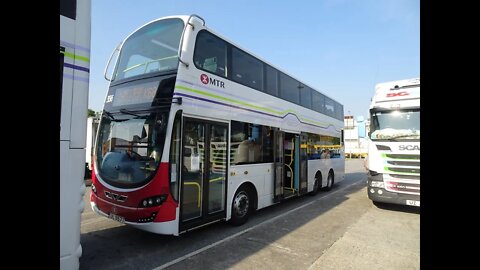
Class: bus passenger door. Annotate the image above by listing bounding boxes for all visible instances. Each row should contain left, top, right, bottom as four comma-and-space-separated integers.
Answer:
180, 118, 228, 231
273, 129, 284, 202
299, 133, 308, 195
294, 135, 300, 191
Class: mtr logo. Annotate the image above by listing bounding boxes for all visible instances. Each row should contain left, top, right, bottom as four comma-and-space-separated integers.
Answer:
386, 91, 409, 98
200, 74, 225, 88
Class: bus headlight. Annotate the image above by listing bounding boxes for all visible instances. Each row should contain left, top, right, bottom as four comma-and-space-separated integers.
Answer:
370, 181, 384, 188
139, 194, 168, 208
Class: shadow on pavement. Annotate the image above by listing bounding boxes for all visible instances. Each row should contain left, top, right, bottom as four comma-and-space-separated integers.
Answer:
372, 201, 420, 214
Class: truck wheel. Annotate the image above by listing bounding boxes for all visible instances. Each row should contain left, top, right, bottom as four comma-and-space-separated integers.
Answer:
373, 201, 387, 208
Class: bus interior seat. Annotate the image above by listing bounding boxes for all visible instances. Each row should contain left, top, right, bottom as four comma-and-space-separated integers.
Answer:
233, 140, 249, 164
203, 57, 217, 73
233, 140, 262, 164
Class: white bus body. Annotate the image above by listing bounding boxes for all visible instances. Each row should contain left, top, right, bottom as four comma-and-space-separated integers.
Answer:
90, 15, 345, 235
366, 78, 420, 207
60, 0, 91, 268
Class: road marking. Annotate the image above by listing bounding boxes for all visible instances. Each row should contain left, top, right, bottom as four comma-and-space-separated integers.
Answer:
153, 177, 366, 270
246, 237, 297, 255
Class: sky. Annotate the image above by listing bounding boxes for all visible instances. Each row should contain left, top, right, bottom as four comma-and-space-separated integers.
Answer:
89, 0, 419, 119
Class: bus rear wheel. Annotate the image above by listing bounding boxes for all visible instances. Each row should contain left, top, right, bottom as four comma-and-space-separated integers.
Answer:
230, 187, 251, 226
322, 171, 334, 191
309, 172, 321, 196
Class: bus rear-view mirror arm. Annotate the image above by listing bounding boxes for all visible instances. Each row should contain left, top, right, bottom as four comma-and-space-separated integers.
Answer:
178, 14, 206, 67
104, 42, 122, 81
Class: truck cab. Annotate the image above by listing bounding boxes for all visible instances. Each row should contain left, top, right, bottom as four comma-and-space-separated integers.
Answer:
366, 78, 420, 207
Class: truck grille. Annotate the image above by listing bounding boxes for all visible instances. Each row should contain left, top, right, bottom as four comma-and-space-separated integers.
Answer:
385, 181, 420, 195
383, 153, 420, 160
389, 174, 420, 180
387, 160, 420, 166
385, 167, 420, 174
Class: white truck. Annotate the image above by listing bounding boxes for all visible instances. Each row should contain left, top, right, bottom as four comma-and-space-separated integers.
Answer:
365, 78, 420, 207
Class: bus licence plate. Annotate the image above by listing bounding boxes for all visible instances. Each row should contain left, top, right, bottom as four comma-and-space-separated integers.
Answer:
108, 213, 125, 223
406, 200, 420, 206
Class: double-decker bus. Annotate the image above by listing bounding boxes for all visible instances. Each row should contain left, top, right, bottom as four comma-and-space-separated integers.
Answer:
60, 0, 90, 268
91, 15, 345, 235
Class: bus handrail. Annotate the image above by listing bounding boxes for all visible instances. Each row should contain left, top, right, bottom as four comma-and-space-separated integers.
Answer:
183, 177, 224, 208
184, 182, 201, 208
178, 14, 206, 67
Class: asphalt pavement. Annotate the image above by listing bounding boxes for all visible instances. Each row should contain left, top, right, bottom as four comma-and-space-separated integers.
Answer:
160, 163, 419, 270
80, 159, 419, 270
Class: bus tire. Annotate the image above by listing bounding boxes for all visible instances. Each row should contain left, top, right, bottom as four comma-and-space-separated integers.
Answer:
322, 171, 334, 191
230, 186, 251, 226
309, 172, 322, 196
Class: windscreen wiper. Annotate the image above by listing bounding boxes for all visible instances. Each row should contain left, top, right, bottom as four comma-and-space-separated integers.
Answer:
103, 109, 129, 122
103, 109, 115, 120
120, 108, 141, 117
118, 106, 172, 114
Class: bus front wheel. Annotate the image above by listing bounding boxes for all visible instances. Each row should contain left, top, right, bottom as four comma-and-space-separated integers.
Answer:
230, 187, 251, 226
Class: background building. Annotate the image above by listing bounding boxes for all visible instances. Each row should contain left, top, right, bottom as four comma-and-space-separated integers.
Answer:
344, 115, 368, 158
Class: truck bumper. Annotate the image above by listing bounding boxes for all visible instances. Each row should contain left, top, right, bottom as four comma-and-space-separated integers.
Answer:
367, 173, 420, 207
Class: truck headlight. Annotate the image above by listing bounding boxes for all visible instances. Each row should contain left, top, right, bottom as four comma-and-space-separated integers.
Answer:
370, 181, 384, 188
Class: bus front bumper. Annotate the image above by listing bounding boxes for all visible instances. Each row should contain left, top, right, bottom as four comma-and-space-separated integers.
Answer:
90, 201, 179, 235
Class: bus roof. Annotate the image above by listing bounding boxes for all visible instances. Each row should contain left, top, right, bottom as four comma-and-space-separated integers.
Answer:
122, 15, 343, 107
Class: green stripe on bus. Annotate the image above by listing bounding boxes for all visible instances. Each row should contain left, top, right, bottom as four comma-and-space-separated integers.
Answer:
176, 85, 278, 114
175, 85, 334, 128
61, 51, 90, 63
299, 117, 327, 127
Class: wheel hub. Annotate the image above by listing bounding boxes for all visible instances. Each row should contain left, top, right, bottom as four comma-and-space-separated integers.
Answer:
234, 192, 249, 217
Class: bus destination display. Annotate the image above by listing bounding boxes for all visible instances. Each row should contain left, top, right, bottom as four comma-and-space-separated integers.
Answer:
113, 81, 158, 106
